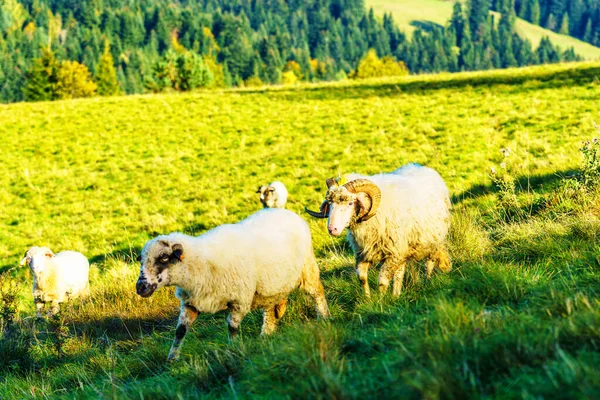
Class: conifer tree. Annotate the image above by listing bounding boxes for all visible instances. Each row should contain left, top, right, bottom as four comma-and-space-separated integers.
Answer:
530, 0, 541, 25
23, 49, 59, 101
559, 13, 569, 35
96, 41, 120, 96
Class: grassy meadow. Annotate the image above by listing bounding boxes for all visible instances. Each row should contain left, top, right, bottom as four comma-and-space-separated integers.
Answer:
366, 0, 600, 60
2, 62, 600, 398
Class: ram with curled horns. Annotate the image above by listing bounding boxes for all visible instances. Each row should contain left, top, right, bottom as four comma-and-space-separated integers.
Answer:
306, 163, 452, 298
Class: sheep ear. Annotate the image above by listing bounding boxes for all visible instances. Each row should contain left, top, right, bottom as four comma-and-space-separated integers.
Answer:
172, 244, 184, 261
19, 256, 30, 266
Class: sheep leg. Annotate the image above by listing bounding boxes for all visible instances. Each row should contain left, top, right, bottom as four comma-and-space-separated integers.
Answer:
167, 304, 199, 362
356, 261, 371, 298
261, 307, 278, 335
48, 300, 60, 317
300, 258, 331, 318
226, 303, 248, 340
378, 259, 398, 294
426, 258, 436, 280
275, 298, 287, 319
35, 301, 45, 318
392, 263, 407, 297
435, 247, 452, 274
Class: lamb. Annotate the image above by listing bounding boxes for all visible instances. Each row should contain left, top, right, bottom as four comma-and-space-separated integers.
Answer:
135, 208, 331, 361
256, 181, 288, 208
19, 246, 90, 317
306, 163, 451, 298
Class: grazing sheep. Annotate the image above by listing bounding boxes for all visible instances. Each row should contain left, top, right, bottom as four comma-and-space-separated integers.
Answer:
256, 181, 288, 208
136, 208, 330, 361
306, 163, 451, 298
19, 246, 90, 317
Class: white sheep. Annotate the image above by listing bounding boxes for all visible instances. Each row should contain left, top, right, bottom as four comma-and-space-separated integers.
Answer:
136, 208, 331, 361
19, 246, 90, 317
256, 181, 288, 208
306, 163, 451, 298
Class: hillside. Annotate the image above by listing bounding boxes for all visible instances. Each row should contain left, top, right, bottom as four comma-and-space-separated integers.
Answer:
367, 0, 600, 60
1, 62, 600, 398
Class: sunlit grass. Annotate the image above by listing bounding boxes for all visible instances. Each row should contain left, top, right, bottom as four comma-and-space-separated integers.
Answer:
1, 61, 600, 398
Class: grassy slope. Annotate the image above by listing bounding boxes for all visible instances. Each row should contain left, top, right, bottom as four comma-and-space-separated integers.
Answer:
1, 62, 600, 398
366, 0, 600, 60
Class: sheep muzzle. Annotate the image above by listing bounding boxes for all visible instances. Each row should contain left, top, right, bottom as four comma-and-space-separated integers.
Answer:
136, 278, 157, 298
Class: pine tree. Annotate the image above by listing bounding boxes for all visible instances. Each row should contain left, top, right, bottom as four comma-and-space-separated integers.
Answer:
568, 0, 584, 37
530, 0, 540, 25
468, 0, 491, 42
559, 13, 569, 34
96, 41, 120, 96
518, 0, 530, 19
498, 0, 517, 68
583, 17, 593, 43
546, 13, 557, 31
450, 2, 465, 46
23, 49, 59, 101
460, 23, 475, 70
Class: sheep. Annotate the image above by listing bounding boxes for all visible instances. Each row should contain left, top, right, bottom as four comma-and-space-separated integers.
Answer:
19, 246, 90, 317
135, 208, 331, 361
256, 181, 288, 208
306, 163, 451, 298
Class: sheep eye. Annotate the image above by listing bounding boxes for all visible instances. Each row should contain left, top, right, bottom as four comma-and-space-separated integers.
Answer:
160, 256, 170, 263
349, 201, 354, 206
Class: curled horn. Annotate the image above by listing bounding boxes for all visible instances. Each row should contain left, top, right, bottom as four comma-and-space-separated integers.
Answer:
326, 177, 338, 188
305, 200, 330, 219
343, 179, 381, 222
305, 177, 337, 218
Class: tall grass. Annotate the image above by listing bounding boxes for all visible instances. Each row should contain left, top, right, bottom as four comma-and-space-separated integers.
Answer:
1, 62, 599, 398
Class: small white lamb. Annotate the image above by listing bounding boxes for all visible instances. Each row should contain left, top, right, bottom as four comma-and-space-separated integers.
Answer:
256, 181, 288, 208
20, 246, 90, 317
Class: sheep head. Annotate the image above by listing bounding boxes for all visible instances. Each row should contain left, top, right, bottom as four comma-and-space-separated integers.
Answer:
257, 184, 277, 208
305, 177, 381, 236
136, 237, 184, 298
20, 246, 54, 271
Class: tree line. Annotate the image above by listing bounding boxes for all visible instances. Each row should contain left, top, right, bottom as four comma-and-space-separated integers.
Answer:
505, 0, 600, 47
0, 0, 582, 103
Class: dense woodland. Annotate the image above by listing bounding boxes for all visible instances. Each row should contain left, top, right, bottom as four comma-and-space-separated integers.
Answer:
509, 0, 600, 46
0, 0, 584, 103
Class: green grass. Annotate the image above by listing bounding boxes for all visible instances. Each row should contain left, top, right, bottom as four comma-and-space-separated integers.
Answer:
367, 0, 600, 60
1, 61, 600, 398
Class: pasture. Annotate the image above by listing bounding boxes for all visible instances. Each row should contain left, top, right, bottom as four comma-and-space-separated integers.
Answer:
1, 62, 600, 398
366, 0, 600, 60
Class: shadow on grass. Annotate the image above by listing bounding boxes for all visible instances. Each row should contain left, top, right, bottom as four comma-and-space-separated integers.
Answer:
410, 20, 444, 33
451, 169, 578, 204
237, 64, 600, 101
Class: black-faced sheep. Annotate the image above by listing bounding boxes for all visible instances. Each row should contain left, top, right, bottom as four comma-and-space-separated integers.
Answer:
136, 208, 330, 361
306, 163, 451, 297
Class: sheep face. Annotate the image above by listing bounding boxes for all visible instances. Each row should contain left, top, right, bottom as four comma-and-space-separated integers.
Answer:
306, 178, 381, 236
325, 187, 365, 236
136, 239, 183, 297
257, 185, 276, 208
20, 246, 54, 273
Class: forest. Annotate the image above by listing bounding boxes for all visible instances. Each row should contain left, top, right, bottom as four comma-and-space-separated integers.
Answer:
0, 0, 584, 103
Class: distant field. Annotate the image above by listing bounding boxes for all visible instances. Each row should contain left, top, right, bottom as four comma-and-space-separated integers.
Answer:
1, 62, 600, 398
366, 0, 600, 60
